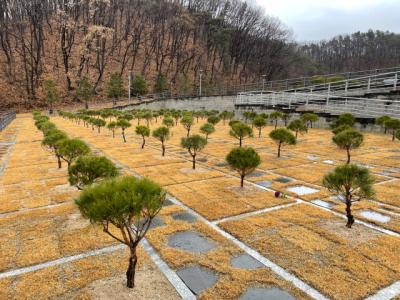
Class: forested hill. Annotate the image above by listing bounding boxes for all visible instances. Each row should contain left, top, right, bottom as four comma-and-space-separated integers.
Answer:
0, 0, 399, 109
300, 30, 400, 74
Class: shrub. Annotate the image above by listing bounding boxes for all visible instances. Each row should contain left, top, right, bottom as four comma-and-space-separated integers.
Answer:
323, 164, 374, 228
135, 125, 150, 149
75, 176, 165, 288
152, 126, 170, 156
229, 122, 253, 147
200, 123, 215, 141
269, 128, 296, 157
181, 135, 207, 169
68, 155, 119, 189
226, 147, 261, 187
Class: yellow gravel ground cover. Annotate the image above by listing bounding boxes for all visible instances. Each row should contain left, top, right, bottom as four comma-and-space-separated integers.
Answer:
0, 117, 78, 214
0, 115, 180, 299
220, 204, 400, 300
167, 176, 294, 220
46, 115, 400, 298
0, 246, 179, 300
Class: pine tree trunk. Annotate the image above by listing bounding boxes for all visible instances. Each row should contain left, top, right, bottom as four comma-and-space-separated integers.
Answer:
126, 249, 138, 288
346, 148, 351, 164
122, 130, 126, 142
392, 130, 395, 141
57, 155, 62, 168
345, 200, 354, 228
278, 142, 282, 157
274, 120, 278, 129
192, 155, 196, 170
239, 137, 242, 147
240, 174, 244, 187
141, 137, 145, 149
112, 130, 115, 138
259, 128, 261, 138
162, 143, 165, 156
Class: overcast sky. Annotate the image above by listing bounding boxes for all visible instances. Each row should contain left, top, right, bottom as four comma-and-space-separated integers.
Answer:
255, 0, 400, 42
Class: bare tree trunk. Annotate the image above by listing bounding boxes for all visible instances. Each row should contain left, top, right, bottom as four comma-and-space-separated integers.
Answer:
141, 137, 145, 149
240, 174, 244, 187
192, 155, 196, 170
161, 142, 165, 156
122, 130, 126, 142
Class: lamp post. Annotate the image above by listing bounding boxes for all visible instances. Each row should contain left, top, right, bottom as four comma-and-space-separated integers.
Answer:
128, 71, 132, 103
199, 69, 203, 97
262, 74, 267, 91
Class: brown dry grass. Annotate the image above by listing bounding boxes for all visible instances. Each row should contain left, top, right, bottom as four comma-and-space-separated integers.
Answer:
220, 203, 400, 300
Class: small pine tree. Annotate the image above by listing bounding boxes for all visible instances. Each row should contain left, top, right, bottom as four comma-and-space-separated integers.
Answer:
226, 147, 261, 187
229, 122, 253, 147
68, 155, 119, 190
269, 128, 296, 157
76, 77, 94, 109
253, 116, 267, 138
116, 119, 131, 142
200, 123, 215, 141
152, 126, 170, 156
154, 73, 168, 94
287, 119, 307, 138
58, 138, 91, 168
323, 164, 374, 228
75, 176, 165, 288
181, 135, 207, 169
43, 79, 59, 114
135, 125, 150, 149
332, 129, 363, 164
107, 73, 124, 106
180, 115, 194, 137
131, 75, 148, 97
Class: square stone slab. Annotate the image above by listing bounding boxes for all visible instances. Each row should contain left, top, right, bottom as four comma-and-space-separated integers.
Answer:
359, 210, 391, 223
168, 231, 216, 253
177, 265, 219, 295
231, 254, 264, 269
172, 212, 197, 223
286, 185, 319, 196
239, 287, 295, 300
256, 180, 272, 187
311, 199, 336, 208
274, 177, 292, 183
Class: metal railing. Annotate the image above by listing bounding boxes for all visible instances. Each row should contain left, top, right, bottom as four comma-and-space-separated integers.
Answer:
0, 111, 16, 131
260, 66, 400, 92
235, 91, 400, 119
